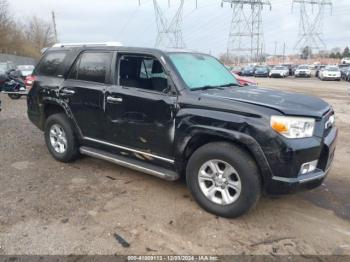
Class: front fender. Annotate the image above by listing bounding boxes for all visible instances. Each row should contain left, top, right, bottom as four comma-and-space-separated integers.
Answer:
175, 125, 273, 182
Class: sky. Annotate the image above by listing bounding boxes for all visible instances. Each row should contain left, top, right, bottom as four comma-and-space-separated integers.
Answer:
8, 0, 350, 56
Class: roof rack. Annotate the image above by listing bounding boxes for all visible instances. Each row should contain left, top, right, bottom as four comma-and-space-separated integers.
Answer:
52, 42, 123, 48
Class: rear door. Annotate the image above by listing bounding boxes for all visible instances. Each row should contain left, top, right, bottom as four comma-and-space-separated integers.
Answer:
61, 51, 113, 139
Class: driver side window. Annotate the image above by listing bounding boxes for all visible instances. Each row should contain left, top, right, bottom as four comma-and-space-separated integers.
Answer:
118, 55, 168, 93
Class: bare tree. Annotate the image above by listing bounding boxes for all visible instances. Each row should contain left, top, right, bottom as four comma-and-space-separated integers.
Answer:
24, 16, 56, 58
0, 0, 12, 53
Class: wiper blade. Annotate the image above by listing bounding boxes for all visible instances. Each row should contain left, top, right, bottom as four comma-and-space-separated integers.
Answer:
217, 83, 240, 88
192, 83, 239, 91
192, 85, 225, 91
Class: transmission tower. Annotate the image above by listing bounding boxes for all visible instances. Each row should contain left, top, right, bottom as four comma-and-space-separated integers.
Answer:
222, 0, 271, 64
152, 0, 185, 48
293, 0, 332, 53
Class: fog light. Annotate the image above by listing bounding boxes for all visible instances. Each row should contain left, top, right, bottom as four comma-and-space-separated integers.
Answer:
300, 160, 318, 175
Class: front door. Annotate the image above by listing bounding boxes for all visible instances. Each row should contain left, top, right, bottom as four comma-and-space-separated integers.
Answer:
104, 54, 177, 159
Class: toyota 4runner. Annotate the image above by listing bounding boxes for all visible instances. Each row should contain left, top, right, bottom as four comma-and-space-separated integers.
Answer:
27, 43, 338, 218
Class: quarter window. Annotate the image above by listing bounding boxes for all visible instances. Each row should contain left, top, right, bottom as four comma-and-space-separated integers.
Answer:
36, 51, 67, 77
69, 52, 112, 84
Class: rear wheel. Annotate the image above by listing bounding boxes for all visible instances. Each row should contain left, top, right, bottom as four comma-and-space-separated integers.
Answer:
186, 142, 261, 218
44, 113, 79, 162
8, 94, 21, 100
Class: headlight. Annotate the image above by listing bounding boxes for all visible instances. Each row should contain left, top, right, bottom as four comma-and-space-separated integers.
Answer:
270, 116, 315, 138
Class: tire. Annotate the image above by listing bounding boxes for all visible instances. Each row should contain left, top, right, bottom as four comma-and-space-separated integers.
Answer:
186, 142, 261, 218
44, 113, 79, 163
8, 94, 21, 100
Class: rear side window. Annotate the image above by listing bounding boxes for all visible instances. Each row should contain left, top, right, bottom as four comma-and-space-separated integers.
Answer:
36, 51, 67, 77
69, 52, 112, 84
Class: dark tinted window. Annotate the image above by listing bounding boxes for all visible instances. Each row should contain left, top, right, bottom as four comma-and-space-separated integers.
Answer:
70, 52, 112, 83
36, 52, 67, 77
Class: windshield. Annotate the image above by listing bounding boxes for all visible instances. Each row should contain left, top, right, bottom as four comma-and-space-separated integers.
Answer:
298, 65, 309, 69
17, 65, 34, 71
169, 53, 239, 90
274, 66, 286, 70
326, 67, 339, 72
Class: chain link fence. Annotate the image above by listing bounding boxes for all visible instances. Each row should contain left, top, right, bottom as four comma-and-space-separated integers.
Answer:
0, 53, 37, 66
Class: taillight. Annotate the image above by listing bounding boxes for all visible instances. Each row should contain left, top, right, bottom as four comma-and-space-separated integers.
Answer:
25, 75, 37, 90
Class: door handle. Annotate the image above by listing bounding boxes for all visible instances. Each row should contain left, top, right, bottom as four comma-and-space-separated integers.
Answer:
107, 96, 123, 103
61, 89, 75, 95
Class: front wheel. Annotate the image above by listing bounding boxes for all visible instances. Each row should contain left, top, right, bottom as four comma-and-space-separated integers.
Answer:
8, 94, 21, 100
186, 142, 261, 218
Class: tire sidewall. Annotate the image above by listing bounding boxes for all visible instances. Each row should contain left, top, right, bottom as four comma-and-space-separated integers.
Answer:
186, 143, 261, 218
44, 113, 78, 162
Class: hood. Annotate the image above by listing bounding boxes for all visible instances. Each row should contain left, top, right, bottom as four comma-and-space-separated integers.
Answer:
202, 86, 330, 118
271, 69, 287, 73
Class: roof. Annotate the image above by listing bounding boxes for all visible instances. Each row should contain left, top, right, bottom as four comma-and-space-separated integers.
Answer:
48, 43, 203, 55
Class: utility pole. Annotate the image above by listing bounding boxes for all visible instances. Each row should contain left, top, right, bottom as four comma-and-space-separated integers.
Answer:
152, 0, 186, 49
283, 42, 286, 63
222, 0, 271, 64
293, 0, 332, 54
51, 11, 58, 42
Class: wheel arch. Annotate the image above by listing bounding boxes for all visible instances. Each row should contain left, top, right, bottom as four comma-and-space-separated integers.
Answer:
176, 126, 273, 185
41, 100, 83, 139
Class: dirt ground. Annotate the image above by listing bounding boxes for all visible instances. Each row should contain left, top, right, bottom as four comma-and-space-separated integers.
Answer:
0, 78, 349, 256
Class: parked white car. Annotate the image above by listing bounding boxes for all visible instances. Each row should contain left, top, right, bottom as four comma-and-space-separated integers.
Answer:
341, 57, 350, 64
294, 65, 312, 77
319, 66, 341, 81
269, 66, 289, 78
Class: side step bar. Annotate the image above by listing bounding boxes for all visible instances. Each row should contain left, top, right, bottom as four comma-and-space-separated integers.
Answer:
80, 146, 180, 181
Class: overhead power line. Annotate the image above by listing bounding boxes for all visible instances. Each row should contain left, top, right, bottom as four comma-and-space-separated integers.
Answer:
139, 0, 188, 48
221, 0, 271, 64
292, 0, 333, 54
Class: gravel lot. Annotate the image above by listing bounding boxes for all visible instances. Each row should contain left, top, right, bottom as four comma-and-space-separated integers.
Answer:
0, 78, 349, 255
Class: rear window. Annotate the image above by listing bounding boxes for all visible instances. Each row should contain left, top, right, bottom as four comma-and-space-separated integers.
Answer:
69, 52, 112, 84
36, 51, 67, 77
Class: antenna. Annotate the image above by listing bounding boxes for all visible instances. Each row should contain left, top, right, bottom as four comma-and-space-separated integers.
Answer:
222, 0, 271, 64
293, 0, 332, 54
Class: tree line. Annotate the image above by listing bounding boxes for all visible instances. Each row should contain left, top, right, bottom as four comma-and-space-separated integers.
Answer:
0, 0, 56, 59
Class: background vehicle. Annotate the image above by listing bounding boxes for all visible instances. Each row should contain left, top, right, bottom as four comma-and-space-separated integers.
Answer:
341, 57, 350, 64
28, 44, 337, 218
241, 66, 255, 76
16, 65, 35, 79
232, 73, 257, 86
319, 66, 341, 81
254, 66, 270, 77
343, 68, 350, 81
315, 65, 326, 78
1, 70, 27, 99
231, 66, 242, 75
281, 64, 293, 76
0, 62, 15, 74
269, 66, 289, 78
294, 65, 312, 78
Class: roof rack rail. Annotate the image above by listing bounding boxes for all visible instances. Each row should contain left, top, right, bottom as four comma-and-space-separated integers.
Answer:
52, 42, 123, 48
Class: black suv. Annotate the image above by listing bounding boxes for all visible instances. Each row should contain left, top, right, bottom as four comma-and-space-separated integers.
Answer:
27, 44, 337, 218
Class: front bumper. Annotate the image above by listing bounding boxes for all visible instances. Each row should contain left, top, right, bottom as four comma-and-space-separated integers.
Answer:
270, 73, 284, 78
322, 76, 341, 80
295, 72, 311, 77
265, 127, 338, 194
